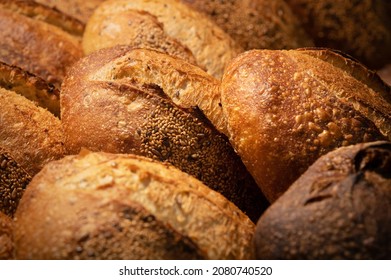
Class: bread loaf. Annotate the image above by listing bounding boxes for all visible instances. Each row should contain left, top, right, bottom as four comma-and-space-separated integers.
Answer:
181, 0, 313, 50
284, 0, 391, 69
14, 151, 255, 260
61, 46, 268, 221
221, 48, 391, 202
83, 0, 242, 79
0, 0, 84, 88
0, 211, 13, 259
254, 141, 391, 259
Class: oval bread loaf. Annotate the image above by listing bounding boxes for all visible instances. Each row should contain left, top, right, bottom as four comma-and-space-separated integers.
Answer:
14, 151, 255, 260
221, 48, 391, 202
254, 141, 391, 259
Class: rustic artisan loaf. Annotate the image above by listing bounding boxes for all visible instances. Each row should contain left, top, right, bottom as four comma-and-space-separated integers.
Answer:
254, 141, 391, 259
284, 0, 391, 69
181, 0, 313, 50
34, 0, 104, 23
0, 211, 13, 259
14, 151, 255, 260
83, 0, 242, 79
0, 0, 84, 88
0, 87, 65, 176
221, 48, 391, 202
61, 45, 267, 222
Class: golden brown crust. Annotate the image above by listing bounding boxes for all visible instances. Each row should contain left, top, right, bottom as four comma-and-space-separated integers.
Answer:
0, 0, 83, 88
0, 211, 13, 260
221, 49, 390, 202
0, 62, 60, 117
181, 0, 313, 50
83, 0, 242, 79
83, 9, 197, 64
285, 0, 391, 69
0, 88, 65, 176
0, 147, 31, 217
14, 152, 255, 260
61, 46, 267, 222
254, 141, 391, 259
34, 0, 104, 23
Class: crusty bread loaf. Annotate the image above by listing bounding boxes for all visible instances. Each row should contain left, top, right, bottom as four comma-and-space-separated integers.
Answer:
14, 151, 255, 260
284, 0, 391, 69
0, 0, 84, 88
0, 88, 65, 176
0, 211, 13, 259
181, 0, 313, 50
0, 62, 60, 117
61, 46, 268, 222
83, 0, 242, 79
0, 147, 31, 217
35, 0, 104, 23
254, 141, 391, 259
221, 48, 391, 202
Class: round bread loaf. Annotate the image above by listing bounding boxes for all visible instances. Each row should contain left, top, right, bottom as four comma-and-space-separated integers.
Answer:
0, 88, 65, 176
14, 151, 255, 260
0, 147, 31, 217
83, 0, 242, 79
221, 48, 391, 202
0, 0, 84, 88
254, 141, 391, 259
61, 46, 268, 222
284, 0, 391, 69
0, 211, 13, 259
181, 0, 313, 51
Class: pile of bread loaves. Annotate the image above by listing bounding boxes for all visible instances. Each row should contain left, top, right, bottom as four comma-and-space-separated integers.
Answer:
0, 0, 390, 260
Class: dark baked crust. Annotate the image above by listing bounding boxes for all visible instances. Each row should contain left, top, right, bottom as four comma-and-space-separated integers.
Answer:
254, 141, 391, 259
221, 48, 390, 202
14, 152, 255, 259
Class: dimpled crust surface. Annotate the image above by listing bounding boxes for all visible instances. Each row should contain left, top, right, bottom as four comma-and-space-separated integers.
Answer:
0, 88, 65, 176
0, 0, 83, 88
0, 211, 13, 259
221, 49, 391, 202
181, 0, 313, 50
61, 46, 267, 222
254, 141, 391, 259
284, 0, 391, 69
83, 0, 242, 79
14, 152, 255, 260
83, 9, 196, 64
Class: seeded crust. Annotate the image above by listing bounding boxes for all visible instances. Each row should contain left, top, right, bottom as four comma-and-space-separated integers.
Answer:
0, 62, 60, 117
14, 152, 255, 260
83, 0, 242, 79
181, 0, 313, 51
35, 0, 104, 23
254, 141, 391, 259
0, 88, 65, 176
83, 9, 197, 65
284, 0, 391, 69
0, 147, 31, 217
221, 49, 391, 202
0, 211, 13, 260
0, 0, 83, 88
61, 46, 267, 222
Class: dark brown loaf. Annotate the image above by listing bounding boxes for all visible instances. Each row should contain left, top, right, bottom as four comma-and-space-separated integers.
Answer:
0, 211, 13, 259
61, 46, 268, 222
14, 151, 255, 260
83, 0, 242, 79
0, 0, 84, 88
221, 48, 391, 202
284, 0, 391, 69
254, 141, 391, 259
181, 0, 313, 50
